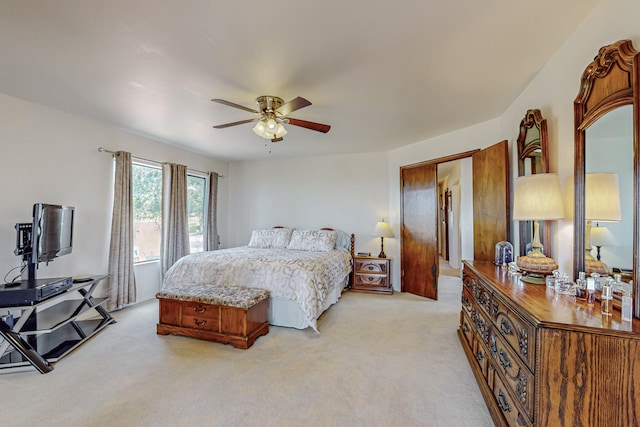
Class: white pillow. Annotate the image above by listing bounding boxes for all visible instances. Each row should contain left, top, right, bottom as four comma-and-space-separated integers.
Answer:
248, 228, 294, 249
287, 230, 337, 252
247, 229, 275, 248
272, 228, 294, 249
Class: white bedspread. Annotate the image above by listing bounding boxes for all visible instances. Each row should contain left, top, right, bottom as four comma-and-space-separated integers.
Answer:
162, 246, 352, 330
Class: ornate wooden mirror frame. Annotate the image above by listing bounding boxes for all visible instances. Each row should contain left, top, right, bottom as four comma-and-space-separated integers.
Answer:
574, 39, 640, 318
517, 109, 550, 257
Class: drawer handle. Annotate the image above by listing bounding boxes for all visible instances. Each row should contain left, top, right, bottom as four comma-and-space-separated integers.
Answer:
500, 319, 513, 335
499, 349, 512, 370
193, 305, 207, 313
497, 390, 511, 413
194, 319, 207, 326
462, 323, 469, 333
476, 351, 484, 362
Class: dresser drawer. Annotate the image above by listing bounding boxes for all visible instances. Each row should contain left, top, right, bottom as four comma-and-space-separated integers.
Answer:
473, 280, 493, 318
354, 272, 388, 287
473, 337, 490, 379
491, 330, 535, 419
460, 311, 475, 347
354, 258, 389, 274
493, 371, 532, 427
492, 294, 536, 369
474, 308, 491, 346
461, 287, 474, 317
181, 302, 220, 332
183, 301, 219, 319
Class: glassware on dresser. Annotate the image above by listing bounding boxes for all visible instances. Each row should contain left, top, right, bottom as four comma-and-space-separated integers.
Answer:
494, 241, 514, 267
575, 271, 587, 300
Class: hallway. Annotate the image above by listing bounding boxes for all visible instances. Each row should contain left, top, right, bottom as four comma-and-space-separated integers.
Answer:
439, 256, 460, 277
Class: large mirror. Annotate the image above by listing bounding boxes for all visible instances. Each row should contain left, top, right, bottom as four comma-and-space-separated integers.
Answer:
574, 40, 640, 318
517, 109, 549, 257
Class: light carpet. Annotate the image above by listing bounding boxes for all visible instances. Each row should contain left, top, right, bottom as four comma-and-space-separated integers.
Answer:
0, 276, 492, 427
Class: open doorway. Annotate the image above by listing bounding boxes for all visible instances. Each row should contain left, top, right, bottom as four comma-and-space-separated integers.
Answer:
400, 140, 509, 300
438, 159, 472, 278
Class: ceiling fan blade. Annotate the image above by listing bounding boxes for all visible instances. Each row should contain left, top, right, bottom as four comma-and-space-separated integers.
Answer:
287, 117, 331, 133
213, 118, 260, 129
211, 98, 260, 115
277, 96, 312, 116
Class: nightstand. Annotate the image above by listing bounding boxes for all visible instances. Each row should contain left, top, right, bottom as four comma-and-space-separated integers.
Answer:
351, 256, 392, 294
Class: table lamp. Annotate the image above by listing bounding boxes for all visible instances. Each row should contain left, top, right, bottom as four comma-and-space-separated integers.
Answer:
585, 172, 621, 274
589, 225, 618, 261
513, 173, 565, 284
372, 219, 394, 258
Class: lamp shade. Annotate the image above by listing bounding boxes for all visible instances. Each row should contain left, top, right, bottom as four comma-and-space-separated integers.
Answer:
513, 173, 564, 221
590, 225, 619, 247
372, 220, 394, 238
585, 173, 621, 221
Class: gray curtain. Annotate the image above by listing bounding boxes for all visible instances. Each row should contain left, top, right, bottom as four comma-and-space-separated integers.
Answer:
161, 162, 190, 277
204, 172, 219, 251
106, 151, 136, 311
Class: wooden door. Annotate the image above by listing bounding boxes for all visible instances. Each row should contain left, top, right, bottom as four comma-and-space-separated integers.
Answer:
400, 162, 439, 299
472, 140, 510, 261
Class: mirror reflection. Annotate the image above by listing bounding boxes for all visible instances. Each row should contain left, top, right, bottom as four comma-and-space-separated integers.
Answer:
517, 109, 549, 257
584, 104, 633, 274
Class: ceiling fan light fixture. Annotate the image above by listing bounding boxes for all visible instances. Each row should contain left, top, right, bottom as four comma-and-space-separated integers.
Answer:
252, 120, 267, 137
253, 118, 287, 140
213, 95, 330, 142
275, 122, 287, 139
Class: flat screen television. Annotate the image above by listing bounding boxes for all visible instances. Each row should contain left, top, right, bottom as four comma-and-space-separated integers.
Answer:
31, 203, 75, 264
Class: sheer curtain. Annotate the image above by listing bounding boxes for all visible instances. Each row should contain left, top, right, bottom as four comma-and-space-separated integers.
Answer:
205, 171, 219, 251
106, 151, 136, 311
161, 162, 190, 277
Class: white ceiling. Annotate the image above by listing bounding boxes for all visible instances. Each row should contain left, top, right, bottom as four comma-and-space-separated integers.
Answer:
0, 1, 599, 161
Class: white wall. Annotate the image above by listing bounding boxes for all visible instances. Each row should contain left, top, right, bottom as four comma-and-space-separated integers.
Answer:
0, 93, 229, 301
227, 152, 390, 259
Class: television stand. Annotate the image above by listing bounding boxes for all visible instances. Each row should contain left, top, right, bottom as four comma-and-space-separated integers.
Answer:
0, 274, 115, 373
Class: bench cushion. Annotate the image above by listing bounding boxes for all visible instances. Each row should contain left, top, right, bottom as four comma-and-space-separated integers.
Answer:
156, 284, 270, 309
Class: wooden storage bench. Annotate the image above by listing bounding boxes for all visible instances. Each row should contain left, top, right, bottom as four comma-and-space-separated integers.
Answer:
156, 284, 270, 349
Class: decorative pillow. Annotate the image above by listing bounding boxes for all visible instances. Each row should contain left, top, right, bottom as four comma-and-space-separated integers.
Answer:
287, 229, 337, 252
272, 228, 294, 249
333, 229, 352, 252
247, 229, 275, 248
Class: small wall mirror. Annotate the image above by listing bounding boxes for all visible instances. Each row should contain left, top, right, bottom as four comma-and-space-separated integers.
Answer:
517, 109, 549, 257
574, 40, 640, 318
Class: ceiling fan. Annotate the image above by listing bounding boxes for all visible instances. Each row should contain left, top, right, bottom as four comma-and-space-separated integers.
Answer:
212, 96, 331, 142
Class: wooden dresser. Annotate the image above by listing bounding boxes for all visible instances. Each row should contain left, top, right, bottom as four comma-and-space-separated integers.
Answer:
459, 260, 640, 426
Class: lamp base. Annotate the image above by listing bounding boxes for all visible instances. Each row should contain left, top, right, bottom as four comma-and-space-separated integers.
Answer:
378, 251, 386, 258
517, 253, 558, 285
519, 272, 547, 285
585, 259, 609, 275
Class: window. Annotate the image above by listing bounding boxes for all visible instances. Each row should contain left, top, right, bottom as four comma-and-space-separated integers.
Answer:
131, 162, 207, 263
187, 174, 206, 253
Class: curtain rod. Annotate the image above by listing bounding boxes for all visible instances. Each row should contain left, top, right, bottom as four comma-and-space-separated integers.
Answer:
97, 147, 224, 178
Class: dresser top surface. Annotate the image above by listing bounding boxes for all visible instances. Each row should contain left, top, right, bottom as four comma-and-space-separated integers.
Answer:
463, 260, 640, 335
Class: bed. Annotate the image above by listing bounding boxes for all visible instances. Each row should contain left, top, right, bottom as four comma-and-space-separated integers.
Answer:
161, 228, 354, 331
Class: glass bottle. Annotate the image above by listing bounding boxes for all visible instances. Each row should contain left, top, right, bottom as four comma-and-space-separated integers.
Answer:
601, 282, 613, 316
591, 272, 601, 291
622, 295, 633, 322
586, 278, 596, 307
575, 271, 586, 300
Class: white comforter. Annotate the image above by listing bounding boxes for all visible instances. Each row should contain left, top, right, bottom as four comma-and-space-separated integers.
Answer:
162, 246, 352, 330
